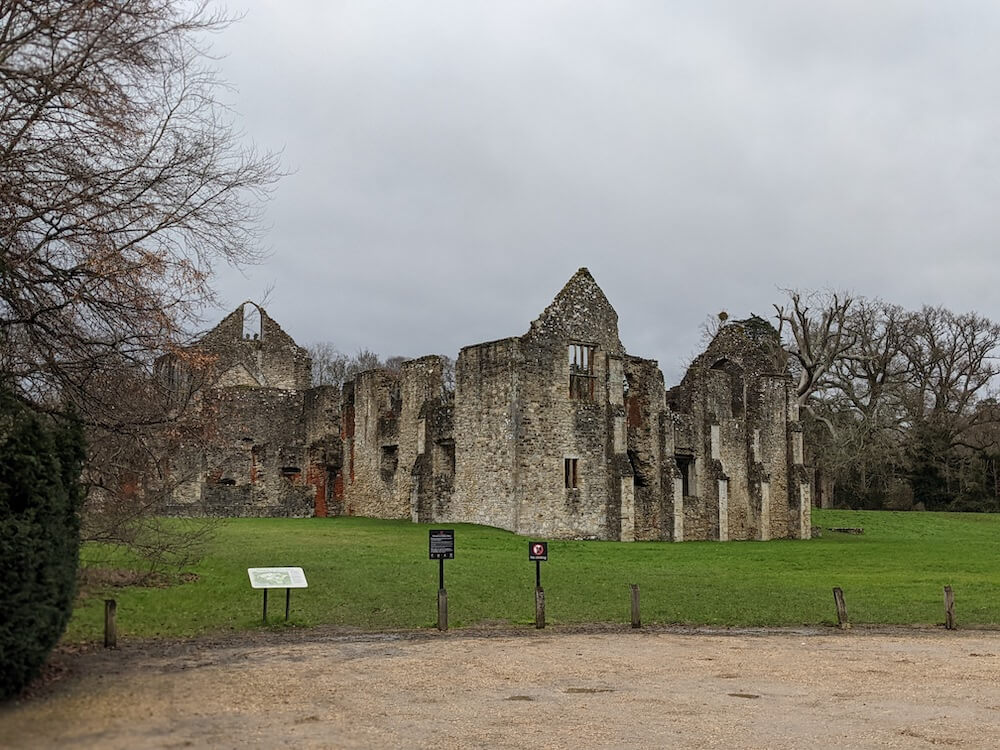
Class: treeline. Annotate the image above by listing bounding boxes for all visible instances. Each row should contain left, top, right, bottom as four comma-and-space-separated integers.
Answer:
308, 344, 404, 387
777, 292, 1000, 511
307, 343, 455, 392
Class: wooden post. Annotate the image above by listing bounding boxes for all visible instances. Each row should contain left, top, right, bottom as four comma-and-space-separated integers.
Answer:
944, 585, 956, 630
437, 588, 448, 631
832, 587, 850, 629
535, 587, 546, 629
104, 599, 117, 648
629, 584, 641, 629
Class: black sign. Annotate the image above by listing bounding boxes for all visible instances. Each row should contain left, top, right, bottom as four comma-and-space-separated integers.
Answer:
528, 541, 548, 561
429, 529, 455, 560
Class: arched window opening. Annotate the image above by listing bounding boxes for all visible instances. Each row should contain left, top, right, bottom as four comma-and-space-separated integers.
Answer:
242, 303, 262, 341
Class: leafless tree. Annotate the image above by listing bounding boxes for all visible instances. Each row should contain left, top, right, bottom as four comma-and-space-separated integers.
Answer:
901, 306, 1000, 426
776, 288, 1000, 510
0, 0, 279, 406
0, 0, 280, 561
307, 344, 399, 387
349, 348, 383, 377
383, 355, 408, 373
309, 342, 350, 387
699, 311, 729, 344
774, 290, 856, 435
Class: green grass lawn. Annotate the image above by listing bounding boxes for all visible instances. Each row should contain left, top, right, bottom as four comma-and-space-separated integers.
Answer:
66, 509, 1000, 641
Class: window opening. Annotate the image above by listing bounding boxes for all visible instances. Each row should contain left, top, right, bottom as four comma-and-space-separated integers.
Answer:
435, 440, 456, 476
710, 358, 745, 418
242, 303, 261, 340
564, 458, 579, 489
380, 445, 399, 482
569, 343, 596, 401
675, 455, 694, 496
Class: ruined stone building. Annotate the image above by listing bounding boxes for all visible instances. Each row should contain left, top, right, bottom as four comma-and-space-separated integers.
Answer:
159, 269, 812, 541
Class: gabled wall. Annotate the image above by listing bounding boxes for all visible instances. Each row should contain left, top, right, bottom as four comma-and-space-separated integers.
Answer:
159, 274, 812, 541
159, 302, 338, 518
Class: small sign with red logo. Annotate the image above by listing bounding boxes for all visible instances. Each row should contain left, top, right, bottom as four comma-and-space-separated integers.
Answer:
528, 541, 548, 561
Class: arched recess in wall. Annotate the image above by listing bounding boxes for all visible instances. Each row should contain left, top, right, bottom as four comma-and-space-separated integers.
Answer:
154, 353, 180, 389
242, 302, 262, 341
710, 358, 745, 418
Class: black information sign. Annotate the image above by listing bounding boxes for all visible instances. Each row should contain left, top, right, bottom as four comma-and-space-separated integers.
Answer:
528, 541, 548, 562
429, 529, 455, 560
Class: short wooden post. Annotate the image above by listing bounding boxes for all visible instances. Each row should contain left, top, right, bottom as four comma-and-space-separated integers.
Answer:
437, 588, 448, 631
104, 599, 117, 648
832, 587, 850, 629
629, 584, 641, 628
944, 585, 956, 630
535, 587, 546, 629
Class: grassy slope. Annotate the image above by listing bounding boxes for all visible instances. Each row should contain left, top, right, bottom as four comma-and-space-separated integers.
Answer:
66, 509, 1000, 641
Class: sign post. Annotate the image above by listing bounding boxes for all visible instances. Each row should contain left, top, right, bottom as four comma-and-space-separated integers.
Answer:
429, 530, 454, 631
248, 567, 308, 624
528, 542, 548, 629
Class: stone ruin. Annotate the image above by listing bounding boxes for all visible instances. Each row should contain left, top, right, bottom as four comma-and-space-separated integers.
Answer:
157, 268, 813, 541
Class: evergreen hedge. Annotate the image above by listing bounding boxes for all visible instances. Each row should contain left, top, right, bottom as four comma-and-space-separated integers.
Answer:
0, 388, 85, 699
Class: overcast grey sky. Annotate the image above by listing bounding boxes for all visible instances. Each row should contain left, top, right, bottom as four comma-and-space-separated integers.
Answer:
208, 1, 1000, 384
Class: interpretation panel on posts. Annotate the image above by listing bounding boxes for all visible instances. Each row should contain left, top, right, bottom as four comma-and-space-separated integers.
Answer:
247, 567, 308, 589
429, 529, 455, 560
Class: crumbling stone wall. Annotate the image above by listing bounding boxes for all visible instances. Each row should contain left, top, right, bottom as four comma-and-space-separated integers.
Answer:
159, 303, 339, 518
338, 357, 452, 521
340, 369, 403, 518
449, 337, 522, 530
625, 356, 671, 541
445, 270, 635, 540
157, 273, 812, 540
304, 385, 342, 517
669, 317, 808, 541
196, 303, 311, 390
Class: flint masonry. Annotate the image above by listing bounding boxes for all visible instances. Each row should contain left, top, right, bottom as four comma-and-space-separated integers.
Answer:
158, 269, 812, 541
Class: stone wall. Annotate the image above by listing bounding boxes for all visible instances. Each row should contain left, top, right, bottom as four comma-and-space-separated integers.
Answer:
341, 369, 404, 518
158, 272, 812, 541
160, 303, 338, 518
195, 302, 311, 390
450, 337, 521, 529
625, 356, 670, 541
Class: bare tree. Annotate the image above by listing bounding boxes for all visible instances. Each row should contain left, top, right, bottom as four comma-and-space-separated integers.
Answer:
0, 0, 279, 408
774, 290, 856, 434
901, 306, 1000, 425
383, 355, 408, 373
347, 348, 383, 379
307, 344, 398, 387
777, 289, 1000, 510
699, 311, 729, 344
0, 0, 280, 561
309, 342, 349, 387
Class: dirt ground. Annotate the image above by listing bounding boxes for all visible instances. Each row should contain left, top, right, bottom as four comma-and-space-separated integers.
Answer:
2, 625, 999, 749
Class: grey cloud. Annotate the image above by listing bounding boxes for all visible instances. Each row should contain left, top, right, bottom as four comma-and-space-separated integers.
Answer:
208, 1, 1000, 385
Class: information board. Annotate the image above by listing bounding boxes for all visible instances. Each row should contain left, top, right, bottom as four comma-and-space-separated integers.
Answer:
429, 529, 455, 560
247, 567, 308, 589
528, 541, 548, 561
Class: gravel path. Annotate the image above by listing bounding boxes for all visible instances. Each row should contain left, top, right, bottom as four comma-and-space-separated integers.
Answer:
2, 626, 1000, 749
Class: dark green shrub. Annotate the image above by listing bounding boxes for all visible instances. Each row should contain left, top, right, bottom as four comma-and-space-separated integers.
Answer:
0, 388, 85, 700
